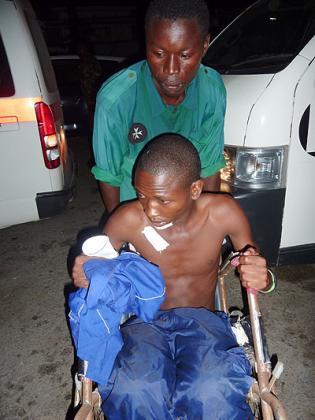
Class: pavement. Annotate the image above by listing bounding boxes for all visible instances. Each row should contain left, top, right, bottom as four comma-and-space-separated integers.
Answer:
0, 137, 314, 419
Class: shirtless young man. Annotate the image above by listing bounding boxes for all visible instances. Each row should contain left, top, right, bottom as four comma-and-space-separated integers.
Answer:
72, 134, 270, 419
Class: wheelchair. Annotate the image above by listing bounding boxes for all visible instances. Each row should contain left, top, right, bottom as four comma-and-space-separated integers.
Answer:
71, 251, 288, 420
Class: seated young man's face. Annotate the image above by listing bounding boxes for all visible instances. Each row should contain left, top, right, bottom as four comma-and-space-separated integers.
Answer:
134, 169, 196, 228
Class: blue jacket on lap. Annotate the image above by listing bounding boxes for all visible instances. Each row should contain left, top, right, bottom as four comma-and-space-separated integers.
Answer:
68, 252, 165, 384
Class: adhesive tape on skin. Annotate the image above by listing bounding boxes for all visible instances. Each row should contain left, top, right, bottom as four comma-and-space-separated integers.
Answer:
142, 226, 170, 252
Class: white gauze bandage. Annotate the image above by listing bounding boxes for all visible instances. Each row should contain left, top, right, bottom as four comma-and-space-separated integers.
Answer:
142, 226, 170, 252
82, 235, 118, 258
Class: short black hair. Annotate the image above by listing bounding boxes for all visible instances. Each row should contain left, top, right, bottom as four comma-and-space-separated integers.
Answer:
136, 133, 201, 186
145, 0, 210, 37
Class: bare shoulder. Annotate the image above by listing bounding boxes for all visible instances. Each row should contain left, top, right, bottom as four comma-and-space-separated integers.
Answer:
200, 192, 253, 249
107, 200, 143, 228
105, 200, 144, 244
199, 192, 239, 217
199, 193, 248, 232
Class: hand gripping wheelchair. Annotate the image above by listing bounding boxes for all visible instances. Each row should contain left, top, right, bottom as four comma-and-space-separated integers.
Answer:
71, 251, 287, 420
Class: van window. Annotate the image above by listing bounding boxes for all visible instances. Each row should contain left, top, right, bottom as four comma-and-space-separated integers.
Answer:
0, 34, 15, 97
205, 0, 315, 74
23, 12, 57, 93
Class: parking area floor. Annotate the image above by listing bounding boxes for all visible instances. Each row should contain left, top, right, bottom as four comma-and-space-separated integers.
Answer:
0, 138, 314, 419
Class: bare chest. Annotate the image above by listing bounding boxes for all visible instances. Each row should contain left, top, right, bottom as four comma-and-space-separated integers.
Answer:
129, 223, 223, 278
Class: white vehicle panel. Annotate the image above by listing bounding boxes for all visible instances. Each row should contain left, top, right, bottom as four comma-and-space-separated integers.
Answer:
0, 0, 76, 228
0, 1, 41, 98
0, 123, 52, 197
223, 74, 273, 146
281, 57, 315, 247
0, 198, 39, 228
244, 57, 310, 148
298, 36, 315, 61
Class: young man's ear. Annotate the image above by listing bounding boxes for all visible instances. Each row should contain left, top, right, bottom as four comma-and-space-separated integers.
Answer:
191, 179, 203, 200
202, 34, 211, 57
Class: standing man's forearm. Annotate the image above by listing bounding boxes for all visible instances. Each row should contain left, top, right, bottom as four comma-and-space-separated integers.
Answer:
202, 172, 221, 192
99, 181, 120, 213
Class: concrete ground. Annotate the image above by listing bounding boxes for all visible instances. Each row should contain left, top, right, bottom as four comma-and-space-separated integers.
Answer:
0, 138, 314, 419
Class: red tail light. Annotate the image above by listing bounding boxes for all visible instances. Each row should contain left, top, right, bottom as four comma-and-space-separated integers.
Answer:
35, 102, 60, 169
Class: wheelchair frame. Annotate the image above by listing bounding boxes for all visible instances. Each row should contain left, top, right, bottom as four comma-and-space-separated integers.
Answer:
72, 251, 288, 420
218, 251, 287, 420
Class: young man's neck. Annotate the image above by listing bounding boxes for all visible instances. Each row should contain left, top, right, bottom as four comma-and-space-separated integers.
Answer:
168, 203, 198, 232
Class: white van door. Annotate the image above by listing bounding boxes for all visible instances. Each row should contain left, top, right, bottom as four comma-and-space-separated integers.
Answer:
280, 39, 315, 255
204, 0, 315, 265
0, 0, 75, 228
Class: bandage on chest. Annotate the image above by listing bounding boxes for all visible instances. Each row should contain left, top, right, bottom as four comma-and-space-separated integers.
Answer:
141, 226, 170, 252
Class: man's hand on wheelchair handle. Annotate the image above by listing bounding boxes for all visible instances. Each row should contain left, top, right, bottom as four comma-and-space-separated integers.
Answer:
72, 255, 91, 288
235, 247, 269, 291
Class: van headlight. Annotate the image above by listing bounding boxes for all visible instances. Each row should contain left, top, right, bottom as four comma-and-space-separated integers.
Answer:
221, 146, 287, 189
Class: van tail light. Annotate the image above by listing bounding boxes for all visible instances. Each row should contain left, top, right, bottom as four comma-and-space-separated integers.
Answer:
35, 102, 60, 169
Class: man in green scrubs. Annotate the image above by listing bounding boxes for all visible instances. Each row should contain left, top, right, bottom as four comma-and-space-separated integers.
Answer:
92, 0, 226, 213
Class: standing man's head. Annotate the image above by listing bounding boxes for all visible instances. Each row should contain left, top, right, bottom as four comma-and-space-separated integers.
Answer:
134, 134, 203, 227
145, 0, 210, 106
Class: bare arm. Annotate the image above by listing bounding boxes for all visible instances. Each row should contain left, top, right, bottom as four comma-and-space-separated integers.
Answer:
99, 181, 120, 213
220, 196, 269, 291
236, 247, 270, 291
202, 172, 221, 192
72, 255, 95, 288
104, 203, 136, 249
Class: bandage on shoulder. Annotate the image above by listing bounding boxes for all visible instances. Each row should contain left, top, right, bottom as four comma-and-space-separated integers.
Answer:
142, 226, 170, 252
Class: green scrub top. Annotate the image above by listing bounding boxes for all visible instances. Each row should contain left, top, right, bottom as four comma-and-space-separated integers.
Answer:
92, 60, 226, 202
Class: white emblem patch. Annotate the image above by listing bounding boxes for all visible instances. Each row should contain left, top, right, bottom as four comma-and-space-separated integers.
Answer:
128, 123, 147, 144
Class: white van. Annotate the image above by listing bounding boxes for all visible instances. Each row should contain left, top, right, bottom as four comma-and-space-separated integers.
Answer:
0, 0, 76, 228
205, 0, 315, 266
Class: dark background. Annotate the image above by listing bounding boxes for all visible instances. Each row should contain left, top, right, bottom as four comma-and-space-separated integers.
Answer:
31, 0, 256, 58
